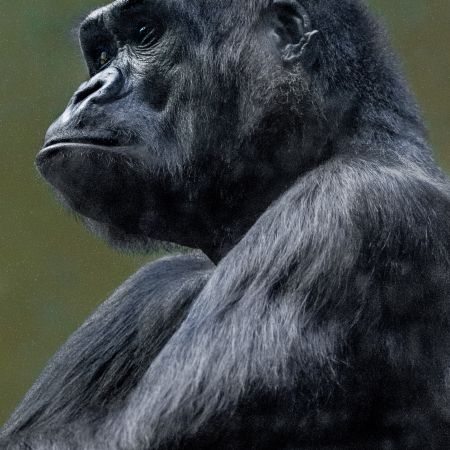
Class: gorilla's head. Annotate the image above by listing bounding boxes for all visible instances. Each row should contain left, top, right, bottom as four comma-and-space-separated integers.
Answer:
36, 0, 396, 262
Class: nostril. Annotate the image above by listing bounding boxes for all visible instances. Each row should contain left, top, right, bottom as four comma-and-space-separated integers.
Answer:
73, 79, 105, 105
71, 69, 124, 106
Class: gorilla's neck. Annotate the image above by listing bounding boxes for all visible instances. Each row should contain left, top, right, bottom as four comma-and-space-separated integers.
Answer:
202, 243, 232, 266
165, 187, 280, 265
194, 210, 261, 265
186, 140, 334, 263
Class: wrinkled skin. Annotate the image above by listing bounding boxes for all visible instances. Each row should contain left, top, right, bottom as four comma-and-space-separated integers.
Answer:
2, 0, 450, 449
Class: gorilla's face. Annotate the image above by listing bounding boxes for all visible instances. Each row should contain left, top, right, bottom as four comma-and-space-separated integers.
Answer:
37, 0, 318, 259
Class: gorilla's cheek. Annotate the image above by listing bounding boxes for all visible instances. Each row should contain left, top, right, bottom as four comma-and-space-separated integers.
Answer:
36, 147, 147, 231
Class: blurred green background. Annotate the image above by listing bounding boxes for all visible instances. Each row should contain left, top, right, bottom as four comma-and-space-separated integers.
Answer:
0, 0, 449, 425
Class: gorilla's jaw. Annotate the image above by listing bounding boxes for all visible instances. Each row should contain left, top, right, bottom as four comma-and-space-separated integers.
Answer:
36, 141, 233, 260
36, 142, 149, 235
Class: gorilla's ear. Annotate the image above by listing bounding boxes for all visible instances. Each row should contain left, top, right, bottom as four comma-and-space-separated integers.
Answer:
266, 0, 318, 63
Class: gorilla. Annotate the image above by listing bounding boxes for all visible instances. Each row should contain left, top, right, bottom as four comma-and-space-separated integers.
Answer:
1, 0, 450, 448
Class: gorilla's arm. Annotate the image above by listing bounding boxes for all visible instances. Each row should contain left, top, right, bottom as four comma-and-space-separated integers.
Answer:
0, 254, 213, 448
101, 155, 449, 449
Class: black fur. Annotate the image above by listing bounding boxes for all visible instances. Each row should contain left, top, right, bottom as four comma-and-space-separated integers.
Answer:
1, 0, 450, 449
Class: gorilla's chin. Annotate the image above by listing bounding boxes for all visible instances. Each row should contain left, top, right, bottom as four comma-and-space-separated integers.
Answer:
36, 143, 147, 232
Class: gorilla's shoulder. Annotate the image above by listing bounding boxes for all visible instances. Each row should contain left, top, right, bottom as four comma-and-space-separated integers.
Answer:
132, 252, 214, 283
90, 252, 214, 322
117, 252, 214, 300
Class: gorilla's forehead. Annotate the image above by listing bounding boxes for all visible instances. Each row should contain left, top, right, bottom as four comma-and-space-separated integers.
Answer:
84, 0, 264, 28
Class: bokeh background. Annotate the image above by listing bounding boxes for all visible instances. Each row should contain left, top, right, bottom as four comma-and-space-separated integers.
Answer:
0, 0, 449, 424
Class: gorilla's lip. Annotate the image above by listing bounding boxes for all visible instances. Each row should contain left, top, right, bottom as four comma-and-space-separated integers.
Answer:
39, 136, 122, 161
44, 136, 121, 148
39, 142, 118, 160
36, 141, 144, 170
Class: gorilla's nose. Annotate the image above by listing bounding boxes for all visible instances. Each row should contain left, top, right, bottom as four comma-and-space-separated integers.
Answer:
72, 67, 125, 106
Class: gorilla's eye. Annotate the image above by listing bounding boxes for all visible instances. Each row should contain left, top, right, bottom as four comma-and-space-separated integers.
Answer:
138, 26, 159, 47
99, 51, 111, 68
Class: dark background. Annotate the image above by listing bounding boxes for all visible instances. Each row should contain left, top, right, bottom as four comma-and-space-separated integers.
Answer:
0, 0, 449, 424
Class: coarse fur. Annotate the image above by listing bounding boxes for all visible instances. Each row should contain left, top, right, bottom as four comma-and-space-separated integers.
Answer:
1, 0, 450, 449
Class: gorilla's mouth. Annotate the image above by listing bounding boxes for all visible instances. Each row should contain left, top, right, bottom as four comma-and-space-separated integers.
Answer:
36, 140, 147, 231
38, 135, 125, 164
43, 135, 121, 148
